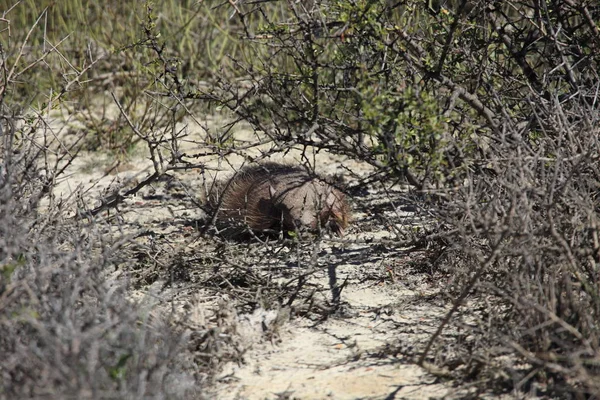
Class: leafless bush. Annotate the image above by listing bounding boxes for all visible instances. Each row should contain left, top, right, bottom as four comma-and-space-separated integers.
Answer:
0, 7, 205, 391
0, 112, 203, 399
423, 100, 600, 395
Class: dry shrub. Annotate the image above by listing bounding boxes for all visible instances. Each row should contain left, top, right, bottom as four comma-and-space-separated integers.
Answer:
431, 100, 600, 396
0, 115, 199, 399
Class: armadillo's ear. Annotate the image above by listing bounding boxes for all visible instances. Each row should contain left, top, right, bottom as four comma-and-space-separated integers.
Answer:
269, 184, 277, 198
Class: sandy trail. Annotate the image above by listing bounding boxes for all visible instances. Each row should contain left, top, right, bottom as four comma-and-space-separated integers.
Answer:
46, 114, 464, 400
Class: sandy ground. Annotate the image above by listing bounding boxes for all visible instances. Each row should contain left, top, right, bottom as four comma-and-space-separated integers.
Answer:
44, 112, 481, 400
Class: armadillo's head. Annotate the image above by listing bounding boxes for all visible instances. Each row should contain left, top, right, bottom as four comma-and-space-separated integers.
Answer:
282, 190, 322, 232
274, 180, 349, 236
